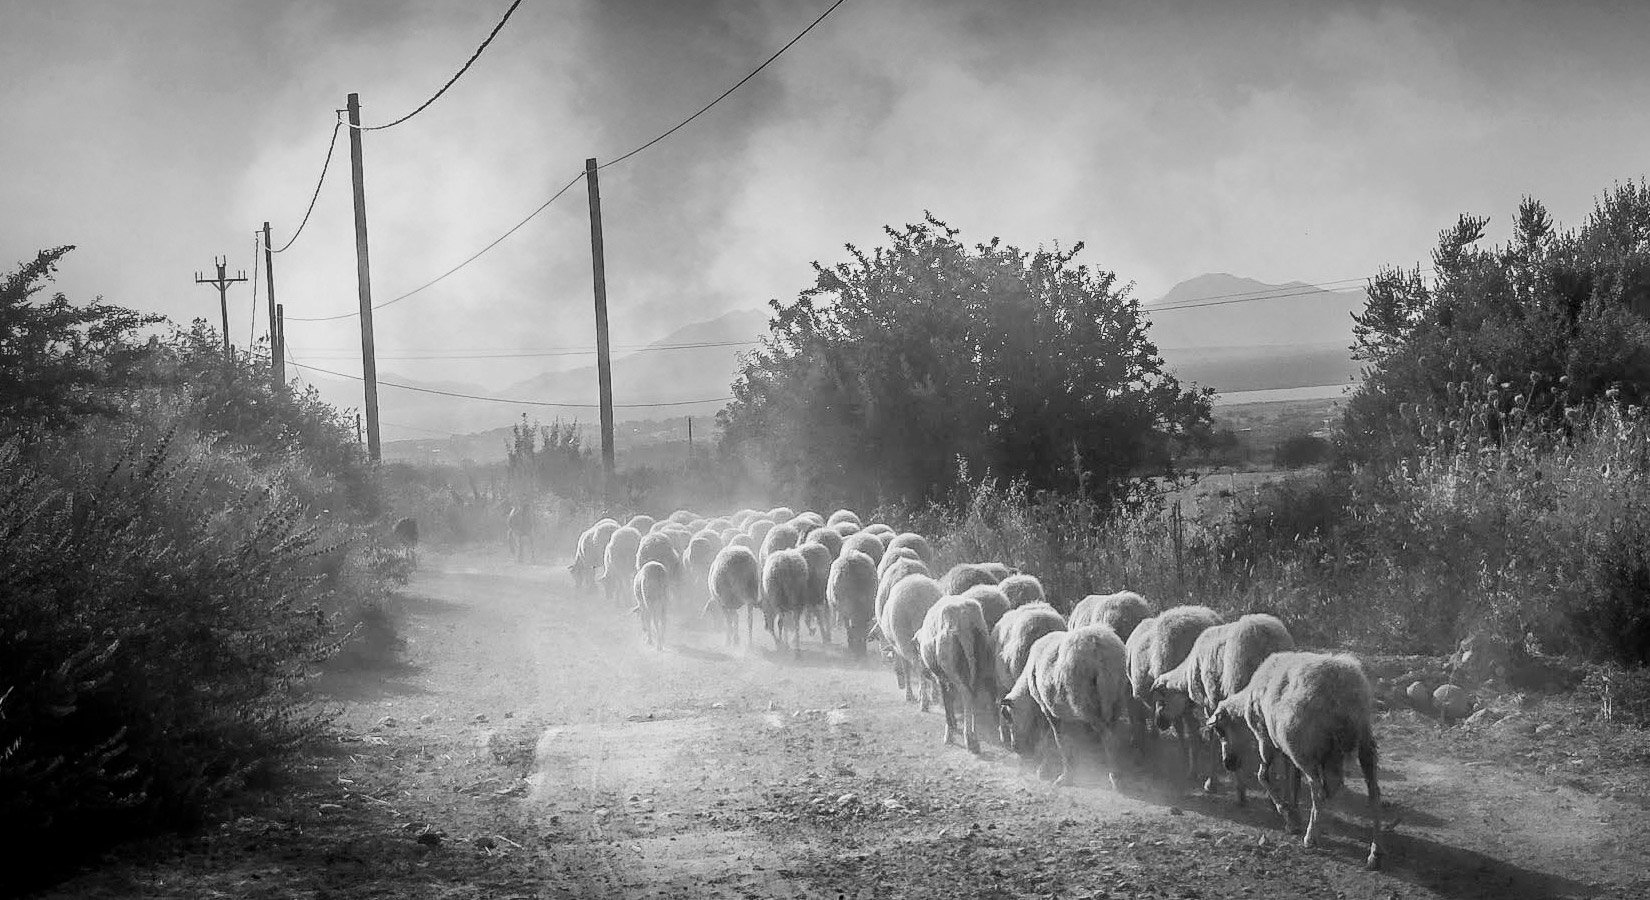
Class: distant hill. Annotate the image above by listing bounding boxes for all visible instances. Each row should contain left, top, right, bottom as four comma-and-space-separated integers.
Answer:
357, 274, 1372, 450
1144, 273, 1365, 350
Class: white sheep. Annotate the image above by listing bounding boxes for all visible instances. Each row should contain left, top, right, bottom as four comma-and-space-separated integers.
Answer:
832, 520, 862, 537
636, 531, 682, 589
917, 596, 999, 753
707, 544, 760, 647
938, 562, 1005, 596
876, 546, 919, 579
878, 574, 943, 707
827, 549, 879, 657
625, 514, 655, 534
885, 532, 935, 567
805, 526, 844, 558
667, 509, 698, 526
1126, 605, 1222, 772
759, 522, 802, 560
599, 526, 643, 607
960, 583, 1011, 629
997, 573, 1046, 609
729, 533, 757, 553
1152, 614, 1295, 801
730, 509, 758, 529
874, 555, 931, 624
569, 519, 619, 591
632, 559, 671, 649
798, 541, 835, 644
789, 511, 826, 532
1000, 624, 1130, 788
826, 509, 861, 528
841, 530, 886, 567
683, 530, 726, 617
765, 506, 796, 523
992, 601, 1067, 700
760, 547, 812, 658
1206, 651, 1384, 869
862, 523, 896, 539
1068, 591, 1152, 641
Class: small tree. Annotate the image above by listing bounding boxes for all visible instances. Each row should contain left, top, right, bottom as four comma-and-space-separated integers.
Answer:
719, 214, 1213, 509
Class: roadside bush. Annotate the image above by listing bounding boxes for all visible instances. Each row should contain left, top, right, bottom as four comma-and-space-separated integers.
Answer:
1274, 433, 1330, 468
0, 425, 373, 867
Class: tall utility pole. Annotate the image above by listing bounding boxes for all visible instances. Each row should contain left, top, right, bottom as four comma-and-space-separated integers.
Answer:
275, 303, 286, 388
262, 222, 284, 389
194, 256, 247, 362
584, 157, 617, 493
346, 93, 382, 463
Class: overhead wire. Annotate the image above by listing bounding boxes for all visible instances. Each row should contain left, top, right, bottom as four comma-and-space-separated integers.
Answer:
285, 357, 733, 409
247, 233, 261, 346
289, 0, 849, 322
293, 338, 763, 360
263, 119, 344, 254
596, 0, 849, 172
345, 0, 525, 132
284, 169, 586, 322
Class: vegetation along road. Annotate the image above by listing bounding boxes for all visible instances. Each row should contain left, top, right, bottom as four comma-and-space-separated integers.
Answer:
43, 550, 1650, 900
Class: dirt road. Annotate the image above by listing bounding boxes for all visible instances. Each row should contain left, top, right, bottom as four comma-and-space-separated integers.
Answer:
44, 552, 1650, 899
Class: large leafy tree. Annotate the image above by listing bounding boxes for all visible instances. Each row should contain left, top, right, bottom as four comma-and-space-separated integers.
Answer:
719, 214, 1212, 509
1345, 183, 1650, 460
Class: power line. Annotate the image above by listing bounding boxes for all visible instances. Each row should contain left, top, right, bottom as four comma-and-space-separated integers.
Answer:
346, 0, 525, 132
263, 120, 344, 254
285, 169, 585, 322
597, 0, 850, 172
293, 338, 762, 360
285, 358, 734, 409
1146, 270, 1433, 313
247, 233, 261, 345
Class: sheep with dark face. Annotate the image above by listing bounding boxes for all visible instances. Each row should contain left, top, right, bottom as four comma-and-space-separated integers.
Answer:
392, 516, 419, 565
1069, 591, 1152, 642
1000, 624, 1130, 789
918, 597, 999, 754
707, 545, 760, 647
760, 548, 812, 658
960, 583, 1011, 630
633, 560, 671, 649
1151, 613, 1295, 803
992, 601, 1066, 702
878, 574, 943, 707
827, 549, 879, 656
1205, 651, 1384, 870
1126, 605, 1222, 771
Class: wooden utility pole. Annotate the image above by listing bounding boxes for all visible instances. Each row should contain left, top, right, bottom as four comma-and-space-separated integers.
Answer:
585, 157, 617, 492
275, 303, 286, 387
687, 416, 693, 460
346, 93, 382, 463
262, 222, 284, 389
194, 256, 247, 362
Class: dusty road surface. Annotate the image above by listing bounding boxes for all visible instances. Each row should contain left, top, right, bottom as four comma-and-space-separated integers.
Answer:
43, 551, 1650, 899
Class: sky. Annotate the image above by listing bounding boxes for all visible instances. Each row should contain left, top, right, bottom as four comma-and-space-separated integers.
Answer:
5, 0, 1650, 402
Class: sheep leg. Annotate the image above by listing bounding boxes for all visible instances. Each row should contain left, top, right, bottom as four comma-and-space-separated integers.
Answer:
1050, 719, 1077, 787
962, 684, 981, 755
1177, 716, 1197, 782
1302, 771, 1327, 850
1254, 740, 1299, 833
819, 606, 833, 645
918, 665, 934, 713
1360, 739, 1383, 870
656, 605, 667, 651
939, 680, 959, 747
896, 656, 912, 699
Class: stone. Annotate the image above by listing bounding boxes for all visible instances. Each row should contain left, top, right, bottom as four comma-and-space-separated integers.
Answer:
1434, 684, 1475, 720
1405, 681, 1432, 709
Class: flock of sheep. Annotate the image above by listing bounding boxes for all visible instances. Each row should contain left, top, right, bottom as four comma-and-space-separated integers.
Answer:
567, 505, 1386, 871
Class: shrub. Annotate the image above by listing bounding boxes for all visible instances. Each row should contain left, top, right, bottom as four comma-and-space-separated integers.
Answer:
0, 426, 373, 868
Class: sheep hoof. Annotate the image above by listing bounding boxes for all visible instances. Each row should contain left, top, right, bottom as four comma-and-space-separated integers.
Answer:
1053, 772, 1072, 789
1202, 777, 1220, 793
1108, 772, 1121, 792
